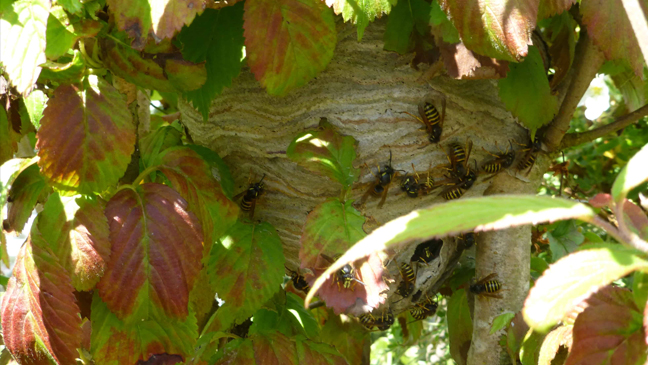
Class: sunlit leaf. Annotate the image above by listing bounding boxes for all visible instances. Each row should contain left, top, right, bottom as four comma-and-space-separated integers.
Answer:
106, 0, 203, 49
58, 0, 83, 14
447, 289, 472, 365
537, 0, 576, 20
287, 123, 359, 189
91, 292, 197, 364
6, 163, 46, 233
429, 0, 459, 43
439, 41, 509, 79
538, 325, 572, 365
491, 311, 516, 334
45, 6, 102, 60
24, 89, 47, 130
326, 0, 395, 41
612, 142, 648, 202
37, 193, 111, 291
306, 195, 597, 306
507, 313, 530, 363
523, 244, 648, 333
566, 286, 646, 365
439, 0, 539, 61
520, 329, 546, 365
251, 292, 320, 339
498, 46, 558, 133
98, 183, 203, 323
208, 221, 285, 325
384, 0, 430, 54
38, 50, 86, 84
632, 271, 648, 310
546, 220, 584, 261
581, 0, 645, 79
610, 66, 648, 111
178, 4, 245, 121
1, 232, 82, 364
244, 0, 336, 96
0, 104, 13, 165
36, 76, 136, 195
0, 0, 50, 95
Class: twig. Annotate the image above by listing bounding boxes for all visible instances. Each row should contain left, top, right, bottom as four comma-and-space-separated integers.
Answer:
544, 32, 606, 151
560, 103, 648, 149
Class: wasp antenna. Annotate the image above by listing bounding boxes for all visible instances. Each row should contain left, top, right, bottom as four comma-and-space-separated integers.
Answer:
389, 150, 393, 165
259, 174, 266, 183
353, 278, 367, 286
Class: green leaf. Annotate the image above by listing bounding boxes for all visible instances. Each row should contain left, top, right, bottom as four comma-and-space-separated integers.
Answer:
39, 49, 87, 84
58, 0, 83, 14
612, 142, 648, 202
530, 256, 549, 274
0, 231, 82, 364
610, 63, 647, 111
284, 292, 320, 339
6, 163, 46, 233
23, 89, 47, 129
581, 0, 645, 79
320, 310, 369, 365
106, 0, 202, 50
306, 195, 597, 306
287, 123, 360, 189
632, 270, 648, 310
523, 243, 648, 333
447, 289, 472, 365
546, 220, 584, 261
327, 0, 396, 41
178, 4, 245, 121
244, 0, 337, 96
519, 329, 546, 365
97, 183, 203, 323
0, 0, 50, 95
537, 325, 572, 365
91, 292, 198, 364
186, 144, 235, 200
583, 231, 604, 244
208, 221, 286, 325
568, 286, 646, 364
36, 76, 136, 195
429, 0, 459, 43
45, 6, 77, 60
0, 104, 13, 165
249, 292, 320, 339
498, 46, 558, 134
210, 338, 255, 365
384, 0, 430, 54
139, 125, 183, 169
537, 0, 576, 20
439, 0, 539, 61
490, 311, 516, 334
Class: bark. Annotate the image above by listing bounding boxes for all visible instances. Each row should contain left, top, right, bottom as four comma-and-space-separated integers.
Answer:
179, 20, 541, 365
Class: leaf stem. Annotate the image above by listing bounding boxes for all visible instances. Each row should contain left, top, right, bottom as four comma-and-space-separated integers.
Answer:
544, 32, 605, 151
132, 165, 160, 186
560, 103, 648, 149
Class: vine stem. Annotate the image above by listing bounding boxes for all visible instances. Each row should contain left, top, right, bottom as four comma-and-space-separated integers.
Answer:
560, 103, 648, 149
544, 32, 605, 151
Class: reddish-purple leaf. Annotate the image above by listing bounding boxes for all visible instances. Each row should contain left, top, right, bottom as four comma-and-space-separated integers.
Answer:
91, 293, 197, 364
296, 336, 349, 365
106, 0, 204, 49
208, 221, 285, 325
589, 193, 648, 240
439, 41, 509, 79
1, 232, 82, 365
7, 163, 46, 233
154, 146, 238, 255
36, 76, 135, 195
581, 0, 644, 79
439, 0, 539, 61
547, 13, 576, 89
320, 310, 370, 365
253, 331, 298, 364
244, 0, 337, 96
98, 183, 203, 323
37, 193, 111, 291
537, 0, 576, 20
566, 286, 646, 365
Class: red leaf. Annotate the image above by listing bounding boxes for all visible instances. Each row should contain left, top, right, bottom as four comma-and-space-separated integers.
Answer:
7, 163, 46, 233
439, 41, 509, 79
581, 0, 645, 79
566, 286, 647, 365
1, 233, 82, 365
36, 76, 136, 195
537, 0, 576, 20
253, 331, 298, 364
320, 311, 370, 365
439, 0, 539, 61
98, 183, 203, 323
244, 0, 337, 95
547, 13, 576, 89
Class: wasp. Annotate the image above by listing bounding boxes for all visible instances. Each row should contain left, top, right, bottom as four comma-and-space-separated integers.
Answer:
285, 267, 310, 293
395, 263, 415, 298
456, 232, 475, 250
359, 313, 375, 330
439, 162, 477, 201
402, 101, 445, 143
359, 309, 394, 331
409, 296, 438, 321
514, 135, 542, 174
360, 151, 402, 208
234, 174, 265, 218
433, 140, 477, 200
321, 254, 365, 291
400, 163, 422, 198
411, 238, 443, 264
469, 273, 503, 299
481, 141, 515, 174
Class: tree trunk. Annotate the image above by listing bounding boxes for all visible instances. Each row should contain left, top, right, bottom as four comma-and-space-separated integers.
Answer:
178, 19, 546, 365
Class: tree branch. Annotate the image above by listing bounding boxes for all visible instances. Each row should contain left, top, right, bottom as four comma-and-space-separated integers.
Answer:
544, 32, 606, 151
560, 103, 648, 149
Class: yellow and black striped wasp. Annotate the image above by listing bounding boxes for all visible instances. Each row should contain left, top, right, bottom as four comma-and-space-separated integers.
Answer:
400, 163, 423, 198
411, 239, 443, 264
409, 295, 439, 321
481, 141, 515, 175
456, 232, 475, 250
360, 151, 402, 208
514, 135, 542, 175
321, 254, 365, 291
469, 273, 503, 299
433, 140, 477, 200
234, 174, 265, 218
402, 101, 445, 143
285, 266, 311, 293
395, 263, 416, 298
359, 309, 394, 331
